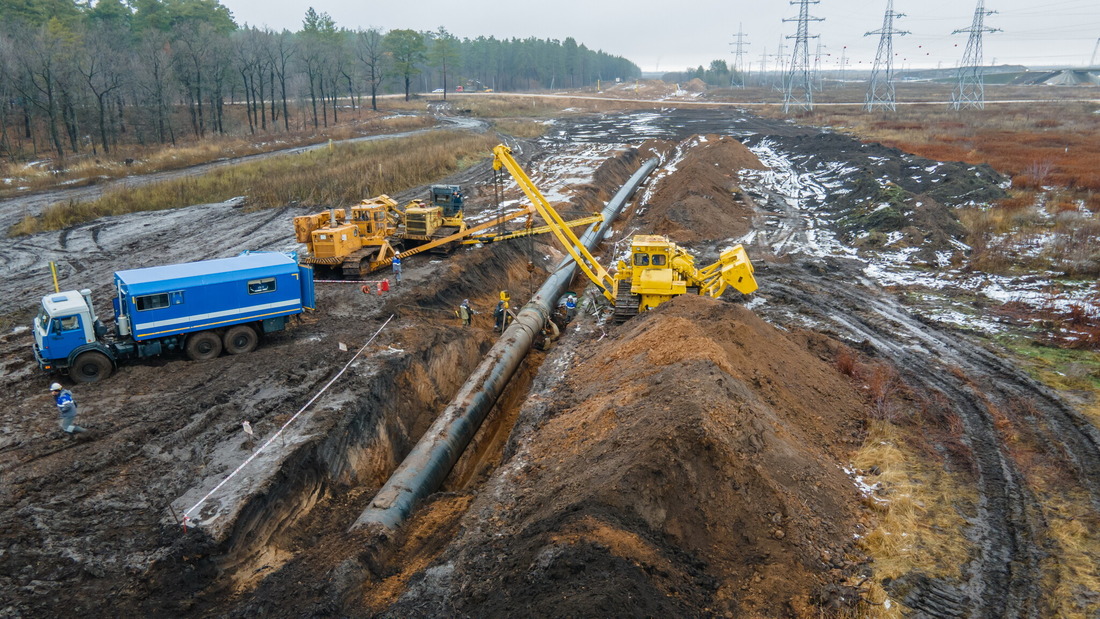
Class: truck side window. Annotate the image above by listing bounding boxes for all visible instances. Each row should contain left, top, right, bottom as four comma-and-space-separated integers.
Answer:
248, 278, 276, 294
54, 316, 80, 331
136, 293, 170, 311
633, 253, 650, 266
651, 254, 666, 266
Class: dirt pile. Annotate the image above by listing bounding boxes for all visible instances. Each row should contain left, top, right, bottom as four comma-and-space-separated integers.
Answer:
382, 295, 872, 617
633, 135, 766, 244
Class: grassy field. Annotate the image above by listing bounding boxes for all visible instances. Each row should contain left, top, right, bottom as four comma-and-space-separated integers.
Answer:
9, 131, 498, 236
0, 114, 435, 198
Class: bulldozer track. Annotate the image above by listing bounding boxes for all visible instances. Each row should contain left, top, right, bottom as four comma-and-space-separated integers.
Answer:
612, 281, 639, 323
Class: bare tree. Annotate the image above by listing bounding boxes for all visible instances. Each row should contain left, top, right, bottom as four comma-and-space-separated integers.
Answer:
135, 32, 176, 145
354, 27, 387, 112
9, 21, 70, 158
78, 23, 128, 153
430, 27, 460, 100
267, 29, 295, 131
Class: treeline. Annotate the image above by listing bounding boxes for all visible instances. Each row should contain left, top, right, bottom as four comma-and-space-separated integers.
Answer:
0, 0, 639, 160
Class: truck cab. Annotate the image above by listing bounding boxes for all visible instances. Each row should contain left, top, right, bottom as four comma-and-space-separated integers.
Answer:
33, 290, 104, 373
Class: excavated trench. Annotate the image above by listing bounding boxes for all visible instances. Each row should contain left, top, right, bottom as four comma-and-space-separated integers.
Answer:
5, 108, 1091, 618
151, 148, 650, 613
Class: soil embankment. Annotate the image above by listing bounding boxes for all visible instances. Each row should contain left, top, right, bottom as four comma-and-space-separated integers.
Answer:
379, 296, 871, 617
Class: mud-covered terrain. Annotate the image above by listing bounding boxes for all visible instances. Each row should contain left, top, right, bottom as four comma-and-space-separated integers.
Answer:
1, 108, 1096, 618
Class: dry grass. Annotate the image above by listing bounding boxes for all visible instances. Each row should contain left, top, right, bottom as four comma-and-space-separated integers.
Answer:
0, 114, 433, 198
802, 102, 1100, 193
9, 130, 497, 235
852, 420, 976, 617
1041, 495, 1100, 619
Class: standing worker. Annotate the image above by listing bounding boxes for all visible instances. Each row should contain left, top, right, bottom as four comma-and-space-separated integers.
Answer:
493, 300, 504, 331
458, 299, 475, 327
565, 293, 578, 322
50, 383, 86, 435
392, 255, 402, 283
494, 290, 511, 332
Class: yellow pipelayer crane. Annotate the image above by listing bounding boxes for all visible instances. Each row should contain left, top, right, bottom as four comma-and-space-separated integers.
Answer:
491, 144, 758, 322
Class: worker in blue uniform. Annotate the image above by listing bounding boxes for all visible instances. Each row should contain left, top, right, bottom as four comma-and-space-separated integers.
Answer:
51, 383, 86, 435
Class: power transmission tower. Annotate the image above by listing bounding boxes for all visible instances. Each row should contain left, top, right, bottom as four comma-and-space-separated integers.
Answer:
837, 46, 848, 89
783, 0, 824, 113
813, 40, 826, 91
865, 0, 910, 111
759, 46, 769, 87
729, 24, 750, 88
951, 0, 1000, 110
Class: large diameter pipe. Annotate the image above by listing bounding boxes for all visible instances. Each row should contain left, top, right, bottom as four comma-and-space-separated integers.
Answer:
352, 156, 659, 531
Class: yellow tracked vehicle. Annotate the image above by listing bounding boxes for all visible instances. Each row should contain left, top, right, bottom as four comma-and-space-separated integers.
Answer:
294, 195, 402, 278
491, 144, 757, 321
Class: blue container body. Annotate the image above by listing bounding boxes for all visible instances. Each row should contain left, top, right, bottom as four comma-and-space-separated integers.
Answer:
115, 253, 312, 341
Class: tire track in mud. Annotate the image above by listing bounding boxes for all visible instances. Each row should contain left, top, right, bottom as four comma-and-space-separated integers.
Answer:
739, 129, 1055, 616
763, 269, 1046, 617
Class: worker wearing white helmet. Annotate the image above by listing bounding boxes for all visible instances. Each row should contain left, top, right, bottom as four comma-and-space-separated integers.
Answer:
50, 383, 86, 435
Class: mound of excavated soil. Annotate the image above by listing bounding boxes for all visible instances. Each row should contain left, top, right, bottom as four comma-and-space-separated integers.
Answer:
383, 295, 871, 617
634, 135, 766, 244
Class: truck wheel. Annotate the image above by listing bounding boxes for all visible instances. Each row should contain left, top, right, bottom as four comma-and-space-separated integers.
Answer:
223, 325, 258, 355
186, 331, 223, 361
71, 351, 113, 383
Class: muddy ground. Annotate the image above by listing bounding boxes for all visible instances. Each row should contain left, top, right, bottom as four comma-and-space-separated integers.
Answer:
1, 107, 1097, 617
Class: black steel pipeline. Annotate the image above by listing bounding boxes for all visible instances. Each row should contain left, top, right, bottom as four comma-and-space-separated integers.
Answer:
352, 156, 659, 531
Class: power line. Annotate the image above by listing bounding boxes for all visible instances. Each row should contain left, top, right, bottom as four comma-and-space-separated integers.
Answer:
784, 0, 824, 113
866, 0, 910, 112
951, 0, 1001, 110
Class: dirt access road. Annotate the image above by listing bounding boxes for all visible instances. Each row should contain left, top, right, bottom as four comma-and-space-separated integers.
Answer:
0, 107, 1096, 617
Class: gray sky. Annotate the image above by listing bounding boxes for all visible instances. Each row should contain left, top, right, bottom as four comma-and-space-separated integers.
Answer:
223, 0, 1100, 72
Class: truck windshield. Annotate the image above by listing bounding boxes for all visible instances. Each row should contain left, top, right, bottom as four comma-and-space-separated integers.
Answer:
36, 307, 51, 334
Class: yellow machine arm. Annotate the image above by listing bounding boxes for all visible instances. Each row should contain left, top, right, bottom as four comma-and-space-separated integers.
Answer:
491, 145, 617, 302
692, 245, 758, 298
373, 206, 536, 268
460, 213, 604, 245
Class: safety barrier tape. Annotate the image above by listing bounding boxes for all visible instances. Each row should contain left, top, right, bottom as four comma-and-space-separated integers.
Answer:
180, 313, 395, 530
314, 279, 391, 284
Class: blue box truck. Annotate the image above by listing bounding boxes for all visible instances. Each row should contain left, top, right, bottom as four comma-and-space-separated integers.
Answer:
33, 253, 315, 383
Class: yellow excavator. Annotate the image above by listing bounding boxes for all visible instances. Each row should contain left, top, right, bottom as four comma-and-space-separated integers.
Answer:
491, 144, 758, 321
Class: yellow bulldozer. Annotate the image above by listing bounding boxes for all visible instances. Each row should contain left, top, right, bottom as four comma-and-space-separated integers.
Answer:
294, 191, 536, 278
491, 144, 758, 322
293, 195, 402, 278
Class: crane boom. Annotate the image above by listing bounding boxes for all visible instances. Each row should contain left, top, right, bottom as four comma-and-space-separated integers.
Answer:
491, 144, 757, 322
492, 145, 618, 302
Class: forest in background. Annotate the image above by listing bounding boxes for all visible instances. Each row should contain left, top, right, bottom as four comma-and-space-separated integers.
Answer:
0, 0, 640, 161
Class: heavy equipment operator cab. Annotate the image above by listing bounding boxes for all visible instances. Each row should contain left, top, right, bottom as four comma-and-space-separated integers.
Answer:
625, 236, 689, 302
33, 290, 100, 370
430, 185, 463, 220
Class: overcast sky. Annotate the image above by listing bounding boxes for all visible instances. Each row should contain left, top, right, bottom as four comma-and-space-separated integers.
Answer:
223, 0, 1100, 73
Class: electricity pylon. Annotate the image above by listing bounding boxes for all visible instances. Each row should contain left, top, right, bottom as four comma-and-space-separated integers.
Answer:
865, 0, 909, 111
951, 0, 1000, 110
729, 24, 750, 88
783, 0, 824, 113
